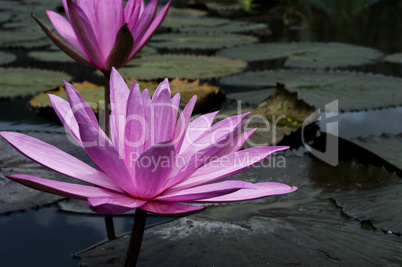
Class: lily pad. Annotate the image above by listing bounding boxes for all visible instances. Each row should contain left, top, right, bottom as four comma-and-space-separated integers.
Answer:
351, 133, 402, 175
149, 33, 257, 50
0, 51, 16, 65
217, 42, 383, 69
165, 7, 208, 18
0, 30, 51, 49
252, 83, 318, 128
161, 16, 230, 31
0, 12, 12, 23
332, 182, 402, 235
30, 79, 225, 114
220, 70, 402, 111
77, 199, 402, 266
383, 53, 402, 64
27, 51, 75, 63
118, 54, 248, 80
0, 68, 71, 98
179, 20, 268, 33
0, 132, 93, 214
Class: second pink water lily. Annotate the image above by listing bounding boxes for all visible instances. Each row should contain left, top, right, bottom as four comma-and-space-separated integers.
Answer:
33, 0, 170, 72
0, 68, 297, 215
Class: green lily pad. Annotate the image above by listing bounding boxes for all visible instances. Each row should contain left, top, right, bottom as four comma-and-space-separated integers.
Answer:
0, 30, 51, 49
0, 132, 93, 214
0, 12, 12, 23
333, 183, 402, 234
351, 133, 402, 174
27, 51, 75, 63
165, 7, 208, 18
217, 42, 383, 69
161, 16, 231, 31
118, 54, 248, 80
77, 200, 402, 266
149, 33, 257, 50
0, 52, 16, 65
0, 68, 71, 98
383, 53, 402, 64
179, 20, 268, 33
220, 70, 402, 111
30, 78, 225, 114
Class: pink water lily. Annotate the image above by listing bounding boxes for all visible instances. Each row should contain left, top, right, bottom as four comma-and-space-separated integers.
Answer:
33, 0, 170, 72
0, 68, 297, 216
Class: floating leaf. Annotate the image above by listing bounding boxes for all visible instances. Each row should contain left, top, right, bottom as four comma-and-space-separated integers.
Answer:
0, 68, 72, 98
0, 51, 16, 65
27, 51, 75, 63
117, 54, 248, 80
165, 7, 207, 18
220, 70, 402, 111
30, 81, 104, 112
252, 83, 318, 127
77, 199, 402, 266
383, 53, 402, 64
30, 79, 224, 114
351, 133, 402, 175
0, 12, 12, 23
333, 183, 402, 234
217, 42, 383, 69
0, 132, 93, 214
150, 33, 257, 50
0, 30, 51, 49
161, 16, 230, 31
179, 20, 268, 33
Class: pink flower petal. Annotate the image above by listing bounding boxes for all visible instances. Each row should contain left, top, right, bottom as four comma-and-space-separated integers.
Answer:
124, 81, 146, 173
145, 88, 173, 148
77, 122, 136, 197
32, 13, 92, 67
210, 127, 258, 159
88, 196, 146, 215
64, 81, 98, 127
179, 111, 219, 153
167, 113, 249, 187
172, 95, 196, 152
130, 0, 171, 60
155, 180, 256, 202
48, 94, 81, 146
131, 0, 157, 48
191, 182, 298, 203
7, 174, 123, 200
141, 89, 152, 151
152, 78, 171, 100
0, 132, 122, 192
104, 24, 134, 70
92, 0, 124, 59
140, 201, 204, 215
125, 0, 142, 32
67, 0, 103, 68
109, 68, 129, 154
172, 146, 289, 190
46, 10, 88, 60
134, 141, 175, 199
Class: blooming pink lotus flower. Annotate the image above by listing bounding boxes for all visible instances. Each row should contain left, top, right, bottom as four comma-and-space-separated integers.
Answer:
33, 0, 170, 72
0, 69, 297, 216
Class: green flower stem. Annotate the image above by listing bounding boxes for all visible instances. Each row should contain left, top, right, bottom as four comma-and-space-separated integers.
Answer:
125, 208, 148, 267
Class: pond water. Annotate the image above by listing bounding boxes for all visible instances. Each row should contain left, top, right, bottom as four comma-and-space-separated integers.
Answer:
1, 0, 402, 266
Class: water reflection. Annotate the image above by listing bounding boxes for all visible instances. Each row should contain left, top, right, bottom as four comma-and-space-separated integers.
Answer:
319, 106, 402, 139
